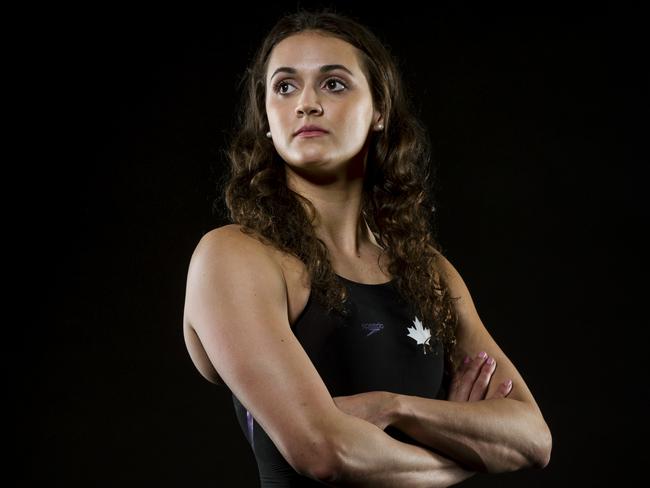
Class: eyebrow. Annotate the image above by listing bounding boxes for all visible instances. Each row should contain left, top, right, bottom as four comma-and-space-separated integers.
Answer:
270, 64, 354, 81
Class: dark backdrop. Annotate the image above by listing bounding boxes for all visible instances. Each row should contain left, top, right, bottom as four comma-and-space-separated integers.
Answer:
21, 3, 647, 486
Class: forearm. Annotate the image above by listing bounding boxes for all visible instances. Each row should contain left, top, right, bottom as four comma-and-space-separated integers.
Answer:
323, 412, 476, 487
391, 396, 551, 473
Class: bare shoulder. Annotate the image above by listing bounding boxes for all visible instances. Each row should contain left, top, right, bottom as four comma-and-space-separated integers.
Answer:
188, 224, 285, 284
192, 224, 278, 263
185, 224, 288, 328
433, 252, 460, 285
432, 251, 488, 342
201, 223, 267, 243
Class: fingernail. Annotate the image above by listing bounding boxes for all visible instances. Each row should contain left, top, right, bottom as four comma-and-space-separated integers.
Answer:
505, 379, 512, 387
464, 356, 471, 364
486, 357, 494, 365
478, 351, 487, 359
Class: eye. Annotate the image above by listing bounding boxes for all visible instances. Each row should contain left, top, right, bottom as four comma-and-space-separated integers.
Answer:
273, 77, 348, 96
324, 78, 347, 92
274, 80, 296, 95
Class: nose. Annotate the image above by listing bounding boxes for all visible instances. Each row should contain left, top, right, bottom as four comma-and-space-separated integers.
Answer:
295, 88, 323, 117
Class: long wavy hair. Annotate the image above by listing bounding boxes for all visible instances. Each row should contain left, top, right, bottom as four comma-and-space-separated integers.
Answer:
221, 9, 462, 375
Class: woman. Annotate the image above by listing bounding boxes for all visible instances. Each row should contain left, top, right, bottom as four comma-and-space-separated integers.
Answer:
183, 9, 552, 487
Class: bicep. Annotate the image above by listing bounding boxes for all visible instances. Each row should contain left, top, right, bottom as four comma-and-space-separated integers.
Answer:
184, 228, 339, 476
437, 254, 543, 413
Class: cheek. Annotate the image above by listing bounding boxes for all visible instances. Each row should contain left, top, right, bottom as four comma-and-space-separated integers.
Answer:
266, 103, 287, 131
265, 97, 278, 120
341, 103, 373, 137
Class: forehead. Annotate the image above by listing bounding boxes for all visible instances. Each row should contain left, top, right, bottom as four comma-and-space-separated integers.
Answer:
266, 32, 363, 82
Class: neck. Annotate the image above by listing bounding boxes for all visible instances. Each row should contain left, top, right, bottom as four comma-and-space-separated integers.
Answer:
285, 166, 376, 259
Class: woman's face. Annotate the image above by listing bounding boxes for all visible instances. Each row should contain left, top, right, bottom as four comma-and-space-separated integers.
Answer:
265, 31, 382, 178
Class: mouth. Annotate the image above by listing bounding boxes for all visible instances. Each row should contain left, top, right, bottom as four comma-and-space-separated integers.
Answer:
296, 130, 328, 138
294, 125, 329, 138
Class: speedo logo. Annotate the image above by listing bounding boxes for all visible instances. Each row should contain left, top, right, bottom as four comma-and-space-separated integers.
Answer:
360, 322, 384, 336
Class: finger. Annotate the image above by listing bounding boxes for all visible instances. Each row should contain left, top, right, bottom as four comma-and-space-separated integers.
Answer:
468, 356, 497, 401
456, 352, 490, 401
488, 379, 513, 399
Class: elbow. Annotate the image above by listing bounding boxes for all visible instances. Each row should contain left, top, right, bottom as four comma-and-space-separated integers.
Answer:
534, 424, 553, 469
518, 404, 552, 470
289, 435, 341, 483
504, 419, 552, 472
526, 421, 552, 469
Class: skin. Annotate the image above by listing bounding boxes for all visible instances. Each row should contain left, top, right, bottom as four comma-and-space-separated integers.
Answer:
332, 353, 513, 432
184, 29, 549, 485
265, 30, 551, 474
265, 31, 384, 265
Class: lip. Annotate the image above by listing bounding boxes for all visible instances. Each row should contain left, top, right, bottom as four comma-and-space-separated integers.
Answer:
294, 125, 329, 137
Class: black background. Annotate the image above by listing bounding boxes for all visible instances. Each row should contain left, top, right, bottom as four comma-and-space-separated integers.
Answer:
20, 2, 647, 486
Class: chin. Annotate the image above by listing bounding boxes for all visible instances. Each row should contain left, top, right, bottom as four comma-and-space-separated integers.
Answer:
286, 151, 332, 167
284, 157, 342, 183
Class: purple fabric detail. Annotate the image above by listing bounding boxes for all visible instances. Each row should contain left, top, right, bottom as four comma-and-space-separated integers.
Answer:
246, 409, 255, 450
361, 322, 384, 336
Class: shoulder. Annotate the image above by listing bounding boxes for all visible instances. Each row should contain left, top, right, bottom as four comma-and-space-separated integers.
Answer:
185, 224, 288, 320
433, 252, 480, 320
189, 224, 282, 275
433, 252, 464, 295
194, 224, 272, 255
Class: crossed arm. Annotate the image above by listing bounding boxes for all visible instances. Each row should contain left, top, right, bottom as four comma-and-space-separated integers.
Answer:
332, 255, 552, 478
187, 228, 551, 486
388, 355, 551, 473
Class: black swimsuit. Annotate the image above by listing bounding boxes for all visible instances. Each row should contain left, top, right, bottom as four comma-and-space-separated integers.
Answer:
232, 274, 448, 486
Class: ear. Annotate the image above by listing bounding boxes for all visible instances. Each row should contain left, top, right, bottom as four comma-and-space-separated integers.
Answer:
373, 111, 384, 130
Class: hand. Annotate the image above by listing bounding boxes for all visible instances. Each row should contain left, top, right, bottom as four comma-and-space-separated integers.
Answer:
332, 391, 396, 431
447, 352, 513, 402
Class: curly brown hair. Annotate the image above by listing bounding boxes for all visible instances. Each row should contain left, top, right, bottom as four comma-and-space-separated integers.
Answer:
221, 9, 462, 376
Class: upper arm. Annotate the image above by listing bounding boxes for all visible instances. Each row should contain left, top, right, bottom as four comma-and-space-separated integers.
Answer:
183, 225, 339, 479
436, 253, 543, 414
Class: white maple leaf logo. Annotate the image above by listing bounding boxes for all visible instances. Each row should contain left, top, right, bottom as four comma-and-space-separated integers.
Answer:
406, 316, 433, 355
